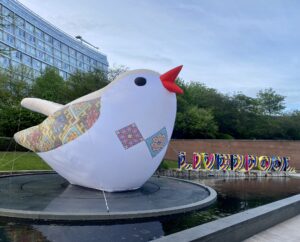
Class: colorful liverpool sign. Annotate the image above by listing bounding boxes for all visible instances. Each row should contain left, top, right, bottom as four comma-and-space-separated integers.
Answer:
178, 152, 295, 172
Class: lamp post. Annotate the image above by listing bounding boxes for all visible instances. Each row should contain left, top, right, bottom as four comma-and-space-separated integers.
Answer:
75, 36, 99, 50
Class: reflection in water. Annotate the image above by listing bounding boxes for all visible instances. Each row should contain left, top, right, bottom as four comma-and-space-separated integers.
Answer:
163, 177, 300, 235
2, 222, 164, 242
0, 177, 300, 241
35, 222, 163, 242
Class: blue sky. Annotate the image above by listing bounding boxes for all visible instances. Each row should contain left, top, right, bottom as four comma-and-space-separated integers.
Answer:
19, 0, 300, 110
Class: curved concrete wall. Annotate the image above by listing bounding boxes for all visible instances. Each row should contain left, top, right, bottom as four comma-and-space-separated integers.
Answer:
165, 139, 300, 170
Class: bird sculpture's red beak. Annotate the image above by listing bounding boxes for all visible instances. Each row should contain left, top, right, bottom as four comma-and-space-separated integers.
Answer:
160, 65, 184, 94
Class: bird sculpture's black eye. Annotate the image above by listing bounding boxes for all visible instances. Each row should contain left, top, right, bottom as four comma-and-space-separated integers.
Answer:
134, 77, 147, 86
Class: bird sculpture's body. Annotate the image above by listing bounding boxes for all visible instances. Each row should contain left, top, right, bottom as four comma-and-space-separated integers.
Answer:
14, 66, 183, 192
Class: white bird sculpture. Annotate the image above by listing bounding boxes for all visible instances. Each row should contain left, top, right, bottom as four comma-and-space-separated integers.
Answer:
14, 66, 183, 192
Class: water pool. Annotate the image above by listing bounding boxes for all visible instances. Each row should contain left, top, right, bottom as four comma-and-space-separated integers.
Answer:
0, 177, 299, 242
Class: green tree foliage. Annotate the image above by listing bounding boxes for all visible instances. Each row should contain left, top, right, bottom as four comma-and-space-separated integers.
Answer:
31, 68, 67, 104
0, 64, 299, 140
174, 106, 218, 138
0, 66, 127, 139
65, 69, 109, 102
0, 65, 43, 137
174, 80, 298, 140
257, 88, 285, 115
0, 65, 32, 104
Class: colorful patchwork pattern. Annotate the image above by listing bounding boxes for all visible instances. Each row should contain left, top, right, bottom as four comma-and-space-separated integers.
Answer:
115, 124, 169, 158
116, 123, 144, 149
145, 127, 168, 157
14, 98, 101, 152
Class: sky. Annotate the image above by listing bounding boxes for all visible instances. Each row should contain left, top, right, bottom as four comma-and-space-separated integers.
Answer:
18, 0, 300, 110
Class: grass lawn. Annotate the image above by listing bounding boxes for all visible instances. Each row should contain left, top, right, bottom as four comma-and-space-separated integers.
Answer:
0, 152, 51, 171
0, 152, 177, 171
161, 159, 178, 169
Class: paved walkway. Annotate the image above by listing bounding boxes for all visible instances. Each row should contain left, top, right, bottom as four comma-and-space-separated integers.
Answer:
244, 214, 300, 242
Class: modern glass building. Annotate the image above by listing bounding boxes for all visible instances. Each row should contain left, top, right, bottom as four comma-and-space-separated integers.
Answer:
0, 0, 108, 79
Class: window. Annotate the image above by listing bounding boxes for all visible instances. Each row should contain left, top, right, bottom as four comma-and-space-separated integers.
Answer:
77, 52, 83, 60
53, 39, 60, 49
37, 39, 44, 50
2, 7, 13, 22
26, 33, 35, 44
84, 55, 89, 63
61, 43, 68, 54
11, 60, 19, 67
27, 45, 36, 56
70, 65, 76, 73
54, 48, 61, 59
45, 54, 53, 64
44, 34, 52, 44
25, 22, 34, 33
2, 7, 9, 16
5, 33, 15, 46
22, 54, 32, 66
41, 62, 47, 71
33, 69, 40, 78
12, 51, 22, 61
16, 27, 26, 39
62, 62, 69, 71
69, 48, 76, 57
96, 61, 103, 68
4, 20, 14, 33
62, 53, 68, 62
15, 39, 20, 48
15, 16, 25, 28
0, 55, 10, 68
45, 44, 52, 54
54, 59, 62, 68
37, 50, 45, 61
35, 28, 43, 39
15, 39, 26, 52
84, 63, 89, 71
0, 42, 10, 53
70, 57, 76, 66
32, 59, 41, 70
77, 60, 83, 68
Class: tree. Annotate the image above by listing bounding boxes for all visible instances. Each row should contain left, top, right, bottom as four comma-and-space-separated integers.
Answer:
233, 93, 260, 114
0, 65, 43, 138
257, 88, 285, 115
65, 69, 109, 102
174, 106, 218, 139
108, 65, 129, 82
185, 82, 224, 110
65, 66, 128, 102
31, 67, 67, 104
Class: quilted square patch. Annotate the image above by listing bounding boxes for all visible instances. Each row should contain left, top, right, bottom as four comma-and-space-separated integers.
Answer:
145, 127, 168, 157
116, 123, 144, 149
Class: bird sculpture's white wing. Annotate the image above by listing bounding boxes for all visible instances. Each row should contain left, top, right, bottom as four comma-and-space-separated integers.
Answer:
15, 97, 101, 152
21, 98, 64, 116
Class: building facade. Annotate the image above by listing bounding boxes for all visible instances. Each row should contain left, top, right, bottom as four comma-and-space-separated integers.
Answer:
0, 0, 108, 79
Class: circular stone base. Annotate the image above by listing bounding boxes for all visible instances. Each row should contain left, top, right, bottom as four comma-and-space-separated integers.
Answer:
0, 173, 216, 221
